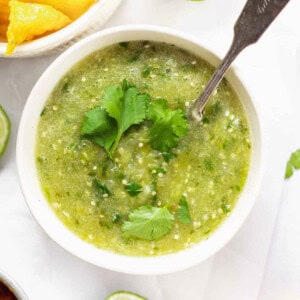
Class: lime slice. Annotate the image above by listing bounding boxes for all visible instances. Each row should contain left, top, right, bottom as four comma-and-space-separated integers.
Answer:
106, 291, 147, 300
0, 105, 11, 158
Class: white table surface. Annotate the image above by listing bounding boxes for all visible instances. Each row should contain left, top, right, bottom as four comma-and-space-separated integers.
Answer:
1, 0, 300, 299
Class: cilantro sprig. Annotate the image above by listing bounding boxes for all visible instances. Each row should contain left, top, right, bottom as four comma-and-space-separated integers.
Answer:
82, 80, 150, 157
122, 205, 174, 240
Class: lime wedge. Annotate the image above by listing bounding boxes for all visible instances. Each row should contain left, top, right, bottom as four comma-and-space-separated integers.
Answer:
0, 105, 11, 158
106, 291, 147, 300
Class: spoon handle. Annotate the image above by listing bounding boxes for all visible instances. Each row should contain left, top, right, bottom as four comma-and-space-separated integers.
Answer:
193, 0, 290, 121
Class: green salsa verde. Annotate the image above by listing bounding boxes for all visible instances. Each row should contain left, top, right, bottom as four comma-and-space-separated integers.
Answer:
36, 41, 251, 256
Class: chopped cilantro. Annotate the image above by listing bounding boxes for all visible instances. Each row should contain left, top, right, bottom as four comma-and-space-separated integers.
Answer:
156, 166, 166, 174
112, 213, 122, 223
119, 42, 129, 48
235, 185, 241, 191
125, 182, 143, 196
202, 117, 209, 124
223, 139, 232, 150
62, 82, 69, 93
93, 179, 112, 196
150, 175, 158, 205
177, 196, 191, 224
142, 65, 152, 77
285, 149, 300, 179
204, 159, 214, 171
227, 120, 234, 129
122, 205, 174, 240
147, 99, 188, 152
162, 151, 177, 162
205, 101, 222, 118
40, 107, 47, 116
37, 156, 47, 163
221, 200, 231, 213
129, 50, 142, 62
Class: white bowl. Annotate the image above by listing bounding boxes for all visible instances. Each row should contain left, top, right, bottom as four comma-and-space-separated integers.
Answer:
0, 0, 122, 57
17, 25, 264, 275
0, 269, 28, 299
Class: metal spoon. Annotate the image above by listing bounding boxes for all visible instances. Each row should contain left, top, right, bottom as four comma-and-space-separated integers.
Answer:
192, 0, 290, 121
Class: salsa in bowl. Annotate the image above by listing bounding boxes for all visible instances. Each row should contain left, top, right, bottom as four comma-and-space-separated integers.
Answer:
17, 25, 263, 274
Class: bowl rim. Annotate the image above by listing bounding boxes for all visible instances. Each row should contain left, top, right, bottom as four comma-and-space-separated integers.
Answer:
0, 0, 122, 57
16, 24, 265, 275
0, 269, 28, 300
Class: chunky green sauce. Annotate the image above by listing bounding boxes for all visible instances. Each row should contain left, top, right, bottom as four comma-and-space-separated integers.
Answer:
36, 41, 251, 256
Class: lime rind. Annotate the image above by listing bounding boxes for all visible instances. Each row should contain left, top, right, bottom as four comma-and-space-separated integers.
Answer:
0, 105, 11, 158
105, 291, 147, 300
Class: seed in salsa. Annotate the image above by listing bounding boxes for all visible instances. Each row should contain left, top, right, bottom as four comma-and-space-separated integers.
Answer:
36, 41, 251, 256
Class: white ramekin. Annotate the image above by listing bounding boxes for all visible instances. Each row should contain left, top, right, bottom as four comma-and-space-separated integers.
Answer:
17, 25, 264, 275
0, 269, 28, 299
0, 0, 122, 57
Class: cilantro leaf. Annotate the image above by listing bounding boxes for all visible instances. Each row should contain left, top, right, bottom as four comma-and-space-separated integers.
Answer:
122, 205, 174, 240
102, 87, 148, 133
149, 112, 187, 152
147, 98, 168, 122
147, 100, 188, 152
177, 196, 191, 224
102, 85, 150, 153
125, 182, 143, 196
82, 106, 115, 135
147, 99, 188, 152
81, 82, 149, 157
87, 129, 117, 155
285, 149, 300, 179
82, 107, 117, 155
